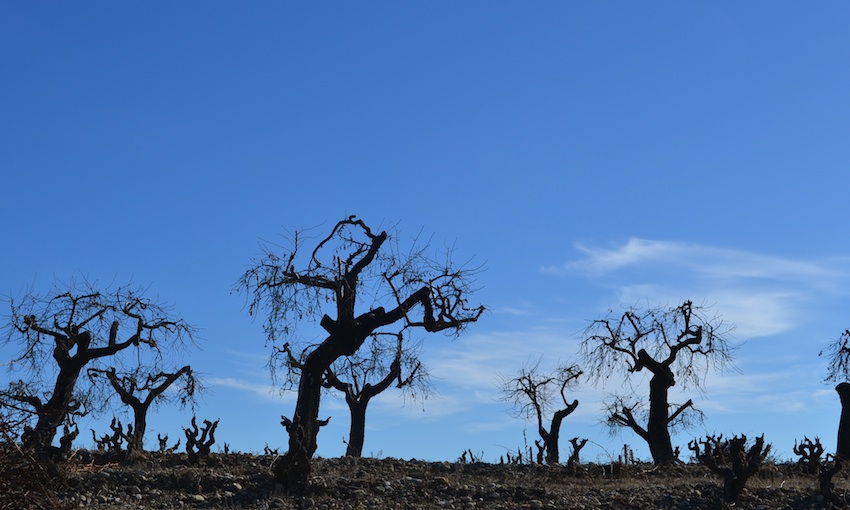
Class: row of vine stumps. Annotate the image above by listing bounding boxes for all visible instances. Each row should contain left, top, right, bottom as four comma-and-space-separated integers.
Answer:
5, 415, 850, 510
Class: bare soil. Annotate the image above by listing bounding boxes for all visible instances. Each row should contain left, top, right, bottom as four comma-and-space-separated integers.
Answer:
6, 451, 850, 510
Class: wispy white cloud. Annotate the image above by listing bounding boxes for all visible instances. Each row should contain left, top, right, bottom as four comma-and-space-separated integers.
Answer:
497, 306, 533, 317
207, 376, 293, 403
367, 391, 477, 424
220, 348, 269, 364
546, 239, 844, 285
614, 285, 798, 339
394, 329, 595, 435
494, 299, 536, 317
543, 239, 850, 340
425, 330, 581, 391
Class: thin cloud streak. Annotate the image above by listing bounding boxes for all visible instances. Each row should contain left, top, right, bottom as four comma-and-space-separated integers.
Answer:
425, 330, 581, 393
548, 239, 846, 285
614, 284, 797, 339
207, 376, 291, 403
418, 329, 607, 436
546, 239, 850, 340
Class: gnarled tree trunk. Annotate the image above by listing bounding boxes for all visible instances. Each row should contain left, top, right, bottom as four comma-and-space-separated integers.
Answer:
239, 217, 484, 493
274, 337, 350, 490
541, 401, 578, 464
345, 399, 368, 457
23, 360, 84, 455
645, 370, 676, 465
125, 402, 147, 460
836, 382, 850, 459
4, 284, 197, 463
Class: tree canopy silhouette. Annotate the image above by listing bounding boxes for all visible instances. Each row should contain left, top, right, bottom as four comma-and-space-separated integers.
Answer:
580, 300, 734, 465
820, 329, 850, 460
0, 277, 197, 459
499, 359, 582, 464
87, 365, 197, 460
237, 216, 484, 491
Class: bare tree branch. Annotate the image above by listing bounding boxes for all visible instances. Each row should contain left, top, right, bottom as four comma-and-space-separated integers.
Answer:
235, 216, 484, 489
498, 359, 582, 464
822, 330, 850, 382
581, 300, 734, 465
1, 277, 198, 456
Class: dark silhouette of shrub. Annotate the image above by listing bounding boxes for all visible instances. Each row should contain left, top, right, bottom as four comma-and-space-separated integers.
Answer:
688, 433, 771, 504
184, 416, 219, 465
793, 436, 825, 474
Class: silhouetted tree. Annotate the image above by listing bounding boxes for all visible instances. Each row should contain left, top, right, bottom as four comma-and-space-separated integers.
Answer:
322, 333, 430, 457
91, 416, 130, 452
499, 359, 582, 464
581, 300, 734, 465
688, 433, 771, 504
87, 365, 196, 460
0, 278, 196, 458
817, 333, 850, 505
820, 332, 850, 460
277, 332, 429, 458
793, 436, 825, 474
822, 330, 850, 384
183, 416, 219, 465
567, 437, 588, 467
274, 333, 430, 457
237, 216, 484, 491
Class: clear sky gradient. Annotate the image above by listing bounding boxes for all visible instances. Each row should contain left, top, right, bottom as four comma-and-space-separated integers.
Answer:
2, 2, 850, 462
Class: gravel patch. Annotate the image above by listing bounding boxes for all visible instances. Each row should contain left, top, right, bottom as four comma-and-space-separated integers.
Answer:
44, 453, 850, 509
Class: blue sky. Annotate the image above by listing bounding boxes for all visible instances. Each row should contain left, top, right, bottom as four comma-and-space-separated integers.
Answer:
2, 2, 850, 462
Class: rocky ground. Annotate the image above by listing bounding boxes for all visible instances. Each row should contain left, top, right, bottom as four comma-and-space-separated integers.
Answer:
8, 452, 850, 510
